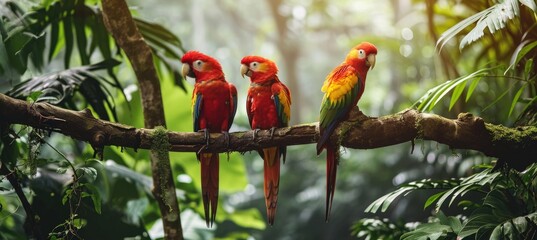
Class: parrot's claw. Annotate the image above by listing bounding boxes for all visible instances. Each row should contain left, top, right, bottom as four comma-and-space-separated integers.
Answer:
198, 128, 210, 150
197, 145, 207, 155
252, 129, 260, 140
222, 131, 231, 149
269, 127, 276, 140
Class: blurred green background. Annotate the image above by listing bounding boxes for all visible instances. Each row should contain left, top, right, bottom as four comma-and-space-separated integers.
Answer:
1, 0, 536, 239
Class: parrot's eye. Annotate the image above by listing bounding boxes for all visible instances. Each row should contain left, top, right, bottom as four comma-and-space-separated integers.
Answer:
358, 49, 366, 59
250, 62, 260, 70
193, 60, 204, 71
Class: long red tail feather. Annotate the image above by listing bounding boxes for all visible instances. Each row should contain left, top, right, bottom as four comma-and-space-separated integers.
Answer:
201, 153, 219, 227
326, 146, 338, 222
263, 147, 280, 225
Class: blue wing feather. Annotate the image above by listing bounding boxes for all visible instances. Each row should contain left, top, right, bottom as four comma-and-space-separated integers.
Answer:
193, 93, 203, 132
274, 95, 283, 125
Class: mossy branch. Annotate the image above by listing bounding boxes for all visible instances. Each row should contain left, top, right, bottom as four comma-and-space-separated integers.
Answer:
1, 93, 537, 170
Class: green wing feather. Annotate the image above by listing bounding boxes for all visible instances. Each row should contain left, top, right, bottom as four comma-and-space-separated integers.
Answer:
317, 66, 361, 152
193, 90, 203, 132
272, 82, 291, 127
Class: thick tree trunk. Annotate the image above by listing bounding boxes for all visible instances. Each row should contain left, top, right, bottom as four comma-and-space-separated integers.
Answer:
100, 1, 183, 239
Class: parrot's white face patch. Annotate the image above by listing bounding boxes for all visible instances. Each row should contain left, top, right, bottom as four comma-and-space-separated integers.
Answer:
357, 49, 366, 59
249, 61, 260, 71
193, 60, 205, 71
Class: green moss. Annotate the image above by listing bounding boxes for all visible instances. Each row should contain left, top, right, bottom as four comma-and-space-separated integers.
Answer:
151, 126, 170, 161
337, 121, 355, 146
234, 132, 246, 138
150, 126, 173, 212
486, 123, 537, 144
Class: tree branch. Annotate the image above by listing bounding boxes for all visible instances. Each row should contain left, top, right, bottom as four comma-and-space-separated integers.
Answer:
2, 93, 536, 170
100, 1, 182, 239
0, 164, 43, 239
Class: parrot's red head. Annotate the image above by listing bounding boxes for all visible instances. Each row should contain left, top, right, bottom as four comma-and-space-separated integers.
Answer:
345, 42, 378, 74
181, 51, 224, 82
240, 55, 279, 83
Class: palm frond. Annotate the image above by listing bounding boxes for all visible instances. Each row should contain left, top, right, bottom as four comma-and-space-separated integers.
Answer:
365, 178, 461, 213
6, 59, 122, 121
351, 218, 410, 240
412, 68, 493, 111
135, 18, 186, 91
437, 0, 536, 50
400, 212, 460, 240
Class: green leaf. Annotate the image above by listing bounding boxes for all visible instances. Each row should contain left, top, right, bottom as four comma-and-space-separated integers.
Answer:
6, 59, 122, 120
424, 191, 445, 209
47, 12, 60, 62
436, 10, 484, 51
415, 68, 490, 111
437, 211, 463, 234
77, 166, 97, 182
459, 0, 519, 49
524, 58, 533, 79
466, 77, 482, 102
73, 6, 89, 65
72, 218, 87, 229
401, 222, 451, 240
84, 183, 102, 214
27, 91, 43, 102
437, 0, 521, 50
56, 167, 68, 174
511, 41, 537, 68
62, 188, 72, 205
62, 12, 74, 69
85, 158, 104, 166
449, 81, 466, 110
509, 84, 526, 117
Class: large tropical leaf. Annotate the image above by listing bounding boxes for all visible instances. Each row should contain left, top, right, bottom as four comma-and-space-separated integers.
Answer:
351, 218, 411, 240
437, 0, 536, 50
413, 65, 533, 119
6, 59, 122, 121
135, 18, 186, 91
365, 178, 460, 213
0, 0, 186, 94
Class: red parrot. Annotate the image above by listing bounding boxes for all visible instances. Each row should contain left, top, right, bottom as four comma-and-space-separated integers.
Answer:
181, 51, 237, 227
240, 56, 291, 225
317, 42, 377, 221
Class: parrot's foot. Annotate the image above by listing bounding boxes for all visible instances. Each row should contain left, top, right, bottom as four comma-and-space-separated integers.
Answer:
269, 127, 276, 140
252, 129, 260, 140
222, 131, 231, 148
222, 131, 232, 161
197, 129, 210, 154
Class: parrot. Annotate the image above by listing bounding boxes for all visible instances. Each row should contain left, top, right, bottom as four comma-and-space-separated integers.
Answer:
181, 51, 238, 227
316, 42, 377, 221
240, 56, 291, 225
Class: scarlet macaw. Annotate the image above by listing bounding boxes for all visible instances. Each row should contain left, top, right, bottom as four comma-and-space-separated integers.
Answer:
241, 56, 291, 225
317, 42, 377, 221
181, 51, 237, 227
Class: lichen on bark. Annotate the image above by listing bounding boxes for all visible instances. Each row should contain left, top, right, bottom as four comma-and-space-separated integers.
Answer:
150, 126, 175, 214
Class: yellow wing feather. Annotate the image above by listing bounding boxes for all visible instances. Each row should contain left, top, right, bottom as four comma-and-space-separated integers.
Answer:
322, 65, 358, 104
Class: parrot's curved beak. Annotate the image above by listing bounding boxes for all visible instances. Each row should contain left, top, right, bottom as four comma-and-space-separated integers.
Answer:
366, 54, 376, 70
240, 64, 251, 78
182, 64, 195, 78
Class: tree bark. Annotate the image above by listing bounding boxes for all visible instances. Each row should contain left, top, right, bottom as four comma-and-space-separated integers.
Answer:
100, 1, 182, 239
2, 93, 536, 170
